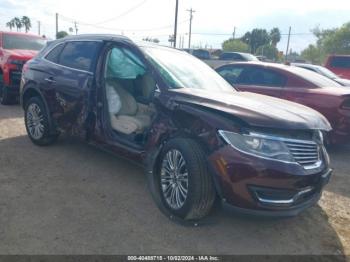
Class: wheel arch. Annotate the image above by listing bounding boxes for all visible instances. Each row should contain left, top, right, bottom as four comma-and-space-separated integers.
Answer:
144, 105, 243, 207
22, 84, 55, 134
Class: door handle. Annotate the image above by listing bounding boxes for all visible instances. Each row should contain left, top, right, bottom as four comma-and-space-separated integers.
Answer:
44, 77, 56, 83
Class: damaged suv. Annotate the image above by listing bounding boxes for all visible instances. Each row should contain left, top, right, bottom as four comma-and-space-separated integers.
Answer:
20, 35, 332, 222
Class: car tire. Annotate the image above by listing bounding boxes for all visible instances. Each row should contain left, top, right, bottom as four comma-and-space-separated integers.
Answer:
0, 86, 15, 105
24, 96, 59, 146
155, 138, 216, 221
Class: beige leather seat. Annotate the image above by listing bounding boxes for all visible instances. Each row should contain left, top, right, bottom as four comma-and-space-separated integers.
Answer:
108, 79, 154, 135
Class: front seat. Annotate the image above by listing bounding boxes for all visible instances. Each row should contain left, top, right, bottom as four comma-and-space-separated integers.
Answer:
107, 80, 151, 135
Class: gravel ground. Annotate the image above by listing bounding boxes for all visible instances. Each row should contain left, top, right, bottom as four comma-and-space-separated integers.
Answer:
0, 104, 349, 255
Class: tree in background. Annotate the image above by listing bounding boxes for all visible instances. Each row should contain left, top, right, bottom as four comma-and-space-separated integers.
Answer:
21, 16, 31, 33
242, 29, 270, 53
301, 22, 350, 64
13, 17, 22, 32
269, 27, 281, 47
322, 22, 350, 55
222, 39, 249, 52
256, 44, 279, 61
301, 44, 323, 64
56, 31, 68, 39
6, 20, 15, 31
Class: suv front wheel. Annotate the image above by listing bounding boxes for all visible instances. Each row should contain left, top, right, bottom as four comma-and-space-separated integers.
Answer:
24, 97, 59, 146
155, 138, 216, 221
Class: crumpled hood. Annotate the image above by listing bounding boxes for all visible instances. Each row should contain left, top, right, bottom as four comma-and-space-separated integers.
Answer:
169, 88, 332, 131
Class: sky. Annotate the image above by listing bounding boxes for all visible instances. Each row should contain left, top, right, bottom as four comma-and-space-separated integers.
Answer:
0, 0, 350, 53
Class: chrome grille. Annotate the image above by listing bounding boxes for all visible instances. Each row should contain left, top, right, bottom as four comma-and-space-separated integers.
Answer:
285, 140, 320, 167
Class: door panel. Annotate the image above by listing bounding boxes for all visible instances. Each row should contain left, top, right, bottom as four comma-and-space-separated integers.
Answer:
235, 84, 283, 98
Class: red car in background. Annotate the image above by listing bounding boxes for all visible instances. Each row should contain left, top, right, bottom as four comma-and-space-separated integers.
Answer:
325, 55, 350, 80
216, 62, 350, 145
0, 31, 46, 104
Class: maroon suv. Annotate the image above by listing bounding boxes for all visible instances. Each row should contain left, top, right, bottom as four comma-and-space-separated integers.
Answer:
20, 35, 332, 223
216, 62, 350, 145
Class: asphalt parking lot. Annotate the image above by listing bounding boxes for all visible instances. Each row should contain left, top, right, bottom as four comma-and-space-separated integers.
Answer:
0, 104, 349, 255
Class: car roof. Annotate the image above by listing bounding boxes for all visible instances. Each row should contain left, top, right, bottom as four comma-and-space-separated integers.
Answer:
327, 54, 350, 58
54, 34, 131, 43
221, 51, 248, 55
0, 31, 44, 38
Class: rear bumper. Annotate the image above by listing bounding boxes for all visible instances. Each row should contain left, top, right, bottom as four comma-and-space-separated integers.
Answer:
3, 85, 20, 96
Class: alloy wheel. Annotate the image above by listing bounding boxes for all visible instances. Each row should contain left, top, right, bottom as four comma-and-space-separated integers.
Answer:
160, 149, 189, 210
26, 103, 45, 140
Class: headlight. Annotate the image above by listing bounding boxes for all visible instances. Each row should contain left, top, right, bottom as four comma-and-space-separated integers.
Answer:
218, 130, 294, 162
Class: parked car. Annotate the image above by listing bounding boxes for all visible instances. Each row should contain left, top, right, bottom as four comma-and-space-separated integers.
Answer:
292, 63, 350, 86
204, 52, 260, 69
21, 35, 332, 222
219, 52, 259, 62
325, 55, 350, 80
216, 62, 350, 144
182, 48, 211, 60
0, 31, 46, 104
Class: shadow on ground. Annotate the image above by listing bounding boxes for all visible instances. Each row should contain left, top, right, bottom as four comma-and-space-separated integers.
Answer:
0, 135, 345, 255
0, 104, 23, 121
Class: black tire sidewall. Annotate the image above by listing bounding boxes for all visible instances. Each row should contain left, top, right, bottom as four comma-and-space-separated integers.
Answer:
24, 97, 54, 146
156, 139, 204, 219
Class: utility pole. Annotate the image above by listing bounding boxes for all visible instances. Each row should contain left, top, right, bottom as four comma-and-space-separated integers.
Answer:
285, 26, 291, 61
187, 8, 195, 49
74, 21, 78, 35
55, 13, 58, 38
233, 26, 236, 39
38, 21, 41, 36
173, 0, 179, 48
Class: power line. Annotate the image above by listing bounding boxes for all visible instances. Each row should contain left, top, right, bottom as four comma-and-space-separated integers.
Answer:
187, 8, 195, 48
59, 13, 188, 33
94, 0, 148, 25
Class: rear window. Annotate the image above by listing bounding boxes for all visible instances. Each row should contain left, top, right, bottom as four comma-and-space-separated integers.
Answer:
192, 50, 210, 60
288, 66, 342, 87
3, 34, 46, 51
220, 53, 243, 61
330, 56, 350, 69
45, 43, 65, 63
58, 41, 100, 71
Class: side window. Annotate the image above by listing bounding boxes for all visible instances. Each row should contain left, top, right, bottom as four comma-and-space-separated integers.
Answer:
105, 46, 156, 104
237, 67, 286, 87
45, 44, 64, 63
217, 66, 244, 84
330, 57, 350, 68
59, 41, 100, 71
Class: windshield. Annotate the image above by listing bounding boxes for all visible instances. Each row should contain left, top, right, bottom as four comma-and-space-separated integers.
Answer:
3, 34, 46, 51
288, 66, 342, 87
142, 46, 234, 92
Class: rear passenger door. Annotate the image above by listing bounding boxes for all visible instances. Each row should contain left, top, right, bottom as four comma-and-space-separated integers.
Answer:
43, 41, 101, 134
234, 66, 286, 98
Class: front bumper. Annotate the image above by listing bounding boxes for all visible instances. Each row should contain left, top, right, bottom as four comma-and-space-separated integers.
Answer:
209, 145, 331, 217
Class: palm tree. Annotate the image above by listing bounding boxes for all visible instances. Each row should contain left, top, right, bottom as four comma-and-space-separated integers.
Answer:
21, 16, 31, 33
13, 17, 22, 32
6, 20, 15, 31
